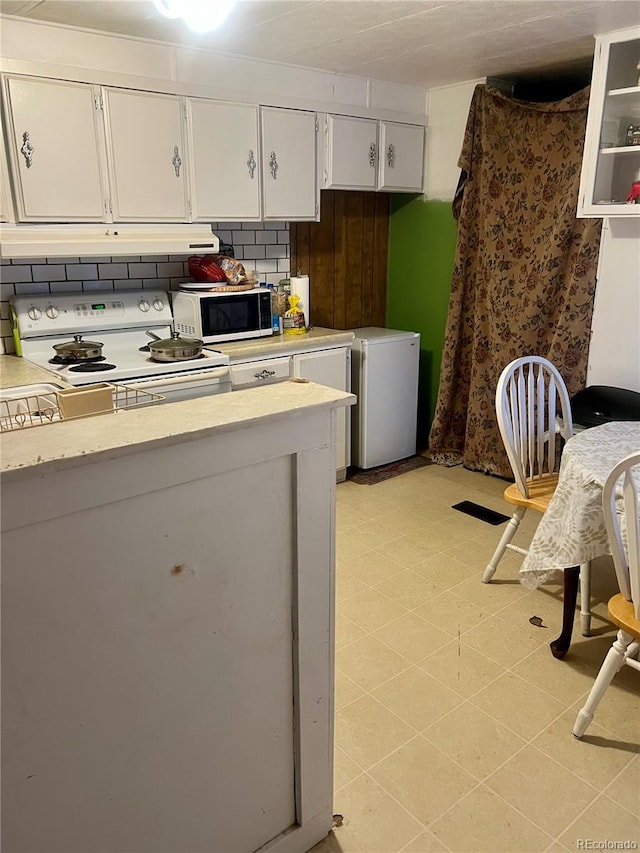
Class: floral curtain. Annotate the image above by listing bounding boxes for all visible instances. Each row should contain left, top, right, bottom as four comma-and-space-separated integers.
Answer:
428, 84, 602, 478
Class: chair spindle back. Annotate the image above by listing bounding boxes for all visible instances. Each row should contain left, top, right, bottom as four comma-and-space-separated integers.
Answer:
602, 451, 640, 621
496, 356, 573, 498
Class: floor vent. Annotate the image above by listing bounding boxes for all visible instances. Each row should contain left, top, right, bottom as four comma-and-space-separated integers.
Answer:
452, 501, 510, 525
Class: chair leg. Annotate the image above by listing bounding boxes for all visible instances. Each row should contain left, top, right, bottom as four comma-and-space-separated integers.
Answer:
572, 630, 634, 738
482, 506, 526, 584
579, 562, 591, 636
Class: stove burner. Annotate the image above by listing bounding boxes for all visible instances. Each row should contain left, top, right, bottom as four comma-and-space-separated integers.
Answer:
49, 355, 106, 365
68, 362, 117, 373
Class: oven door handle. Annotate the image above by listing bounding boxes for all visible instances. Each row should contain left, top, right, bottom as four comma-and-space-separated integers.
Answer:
124, 367, 230, 390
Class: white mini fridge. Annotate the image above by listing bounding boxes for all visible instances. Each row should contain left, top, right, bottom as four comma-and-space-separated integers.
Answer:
350, 327, 420, 469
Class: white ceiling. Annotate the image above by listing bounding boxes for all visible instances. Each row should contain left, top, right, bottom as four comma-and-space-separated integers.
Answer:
1, 0, 639, 88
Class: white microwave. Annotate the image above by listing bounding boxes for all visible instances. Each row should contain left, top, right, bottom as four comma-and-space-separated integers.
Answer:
172, 288, 274, 344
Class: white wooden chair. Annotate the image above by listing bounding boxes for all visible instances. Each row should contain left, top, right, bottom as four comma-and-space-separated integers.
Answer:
482, 356, 592, 635
573, 451, 640, 739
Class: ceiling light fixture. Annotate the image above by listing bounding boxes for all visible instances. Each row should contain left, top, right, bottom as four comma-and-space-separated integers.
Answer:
153, 0, 235, 33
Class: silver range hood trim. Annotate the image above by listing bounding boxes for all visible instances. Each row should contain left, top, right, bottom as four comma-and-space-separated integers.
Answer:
0, 223, 219, 259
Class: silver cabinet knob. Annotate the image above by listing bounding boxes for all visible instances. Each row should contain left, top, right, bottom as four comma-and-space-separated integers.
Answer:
138, 299, 150, 313
27, 306, 42, 321
45, 305, 59, 319
153, 298, 165, 311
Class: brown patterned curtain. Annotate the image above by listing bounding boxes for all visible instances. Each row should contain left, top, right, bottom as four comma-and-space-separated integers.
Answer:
428, 84, 602, 478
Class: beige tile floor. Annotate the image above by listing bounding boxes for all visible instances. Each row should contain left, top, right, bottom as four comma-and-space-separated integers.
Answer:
310, 462, 639, 853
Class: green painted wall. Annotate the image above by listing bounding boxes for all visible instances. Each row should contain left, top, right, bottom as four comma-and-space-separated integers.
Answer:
386, 196, 457, 450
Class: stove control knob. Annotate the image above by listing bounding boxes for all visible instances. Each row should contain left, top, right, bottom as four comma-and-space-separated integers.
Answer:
46, 305, 59, 319
27, 306, 42, 321
153, 298, 165, 312
138, 299, 150, 313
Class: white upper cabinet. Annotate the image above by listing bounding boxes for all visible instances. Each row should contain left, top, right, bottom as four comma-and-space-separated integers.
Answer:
103, 89, 189, 221
261, 107, 318, 221
377, 121, 425, 192
188, 100, 260, 221
578, 27, 640, 217
325, 115, 378, 190
324, 115, 425, 193
2, 76, 108, 221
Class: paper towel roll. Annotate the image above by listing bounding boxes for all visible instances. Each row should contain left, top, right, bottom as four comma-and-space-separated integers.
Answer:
290, 275, 310, 328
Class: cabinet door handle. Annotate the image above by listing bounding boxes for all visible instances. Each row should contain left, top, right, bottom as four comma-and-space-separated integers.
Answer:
369, 142, 377, 168
247, 149, 256, 179
387, 143, 395, 168
21, 131, 34, 168
172, 145, 182, 177
254, 369, 276, 379
269, 151, 279, 180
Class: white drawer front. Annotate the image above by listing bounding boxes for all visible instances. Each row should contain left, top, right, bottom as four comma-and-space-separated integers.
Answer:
231, 357, 291, 388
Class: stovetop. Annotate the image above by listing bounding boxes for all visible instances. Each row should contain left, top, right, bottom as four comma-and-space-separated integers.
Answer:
12, 289, 230, 386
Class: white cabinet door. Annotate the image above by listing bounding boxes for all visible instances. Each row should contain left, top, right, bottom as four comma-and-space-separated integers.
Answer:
261, 107, 317, 220
293, 348, 350, 475
325, 115, 378, 190
577, 27, 640, 217
104, 89, 189, 221
189, 99, 260, 221
378, 121, 425, 192
3, 76, 107, 221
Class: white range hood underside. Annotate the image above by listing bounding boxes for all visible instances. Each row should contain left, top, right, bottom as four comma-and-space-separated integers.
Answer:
0, 223, 219, 259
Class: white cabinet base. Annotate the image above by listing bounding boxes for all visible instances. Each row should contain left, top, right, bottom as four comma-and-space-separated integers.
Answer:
1, 398, 343, 853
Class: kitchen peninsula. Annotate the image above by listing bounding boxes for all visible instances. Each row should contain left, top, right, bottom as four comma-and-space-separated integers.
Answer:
1, 375, 354, 853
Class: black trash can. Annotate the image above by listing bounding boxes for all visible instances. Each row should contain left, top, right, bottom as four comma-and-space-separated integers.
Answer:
570, 385, 640, 430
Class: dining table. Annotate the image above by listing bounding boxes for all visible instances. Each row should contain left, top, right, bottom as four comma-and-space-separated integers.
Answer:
519, 420, 640, 659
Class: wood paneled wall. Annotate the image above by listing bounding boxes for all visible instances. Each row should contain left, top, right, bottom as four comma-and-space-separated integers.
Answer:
290, 190, 390, 330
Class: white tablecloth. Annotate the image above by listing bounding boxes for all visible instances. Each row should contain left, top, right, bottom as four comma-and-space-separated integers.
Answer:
519, 421, 640, 589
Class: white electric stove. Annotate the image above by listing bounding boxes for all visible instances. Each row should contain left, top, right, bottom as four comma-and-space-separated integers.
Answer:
12, 289, 232, 402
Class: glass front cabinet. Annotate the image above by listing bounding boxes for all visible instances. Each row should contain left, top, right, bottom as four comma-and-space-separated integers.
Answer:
578, 27, 640, 217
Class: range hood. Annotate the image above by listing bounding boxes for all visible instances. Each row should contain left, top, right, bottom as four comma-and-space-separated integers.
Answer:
0, 223, 219, 259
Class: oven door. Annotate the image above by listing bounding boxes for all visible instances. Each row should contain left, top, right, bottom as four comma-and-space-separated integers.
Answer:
121, 367, 232, 404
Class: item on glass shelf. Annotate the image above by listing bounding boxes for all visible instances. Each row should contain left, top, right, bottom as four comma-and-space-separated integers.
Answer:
282, 295, 307, 336
624, 124, 640, 146
626, 180, 640, 204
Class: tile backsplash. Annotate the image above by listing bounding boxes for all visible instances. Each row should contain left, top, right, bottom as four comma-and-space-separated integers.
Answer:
0, 222, 290, 354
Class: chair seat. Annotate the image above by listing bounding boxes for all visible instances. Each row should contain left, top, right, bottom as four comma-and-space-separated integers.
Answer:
503, 473, 559, 513
608, 593, 640, 640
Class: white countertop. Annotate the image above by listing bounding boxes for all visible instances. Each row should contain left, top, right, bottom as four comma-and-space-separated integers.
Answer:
0, 355, 73, 391
211, 327, 355, 360
0, 378, 355, 480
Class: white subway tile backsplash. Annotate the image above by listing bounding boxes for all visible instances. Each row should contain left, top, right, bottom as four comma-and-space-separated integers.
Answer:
67, 263, 98, 280
1, 223, 290, 354
242, 245, 266, 260
231, 230, 256, 245
83, 280, 111, 291
1, 266, 33, 283
14, 282, 51, 294
33, 264, 66, 281
157, 262, 186, 278
114, 278, 142, 290
99, 263, 128, 279
50, 281, 83, 292
128, 262, 156, 278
